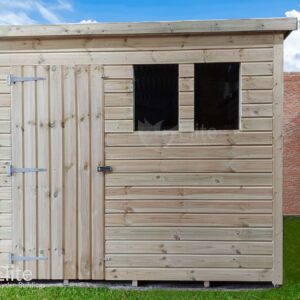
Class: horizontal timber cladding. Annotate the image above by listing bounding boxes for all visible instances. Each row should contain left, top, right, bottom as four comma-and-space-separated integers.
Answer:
0, 29, 284, 282
105, 227, 273, 241
105, 254, 273, 269
0, 48, 274, 66
0, 34, 279, 53
105, 268, 273, 282
105, 214, 272, 227
102, 41, 276, 282
106, 241, 273, 254
105, 187, 273, 199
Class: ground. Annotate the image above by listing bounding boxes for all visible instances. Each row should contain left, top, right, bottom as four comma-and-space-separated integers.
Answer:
0, 216, 299, 299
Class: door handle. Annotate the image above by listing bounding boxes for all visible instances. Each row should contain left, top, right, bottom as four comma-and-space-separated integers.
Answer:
97, 166, 113, 172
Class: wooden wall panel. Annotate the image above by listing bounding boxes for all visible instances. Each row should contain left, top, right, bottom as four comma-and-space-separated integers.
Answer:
1, 33, 282, 282
179, 64, 194, 132
103, 45, 275, 282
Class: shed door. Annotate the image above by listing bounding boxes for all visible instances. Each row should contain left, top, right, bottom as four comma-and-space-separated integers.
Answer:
10, 65, 104, 280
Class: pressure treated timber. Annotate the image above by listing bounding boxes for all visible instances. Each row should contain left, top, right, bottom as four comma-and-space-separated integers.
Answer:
272, 37, 284, 286
0, 48, 275, 66
105, 146, 272, 159
105, 200, 272, 214
0, 121, 10, 133
0, 187, 11, 199
0, 239, 12, 252
0, 35, 279, 53
105, 227, 273, 241
50, 65, 64, 279
105, 107, 133, 120
9, 64, 105, 280
242, 76, 273, 90
0, 108, 10, 120
105, 173, 272, 187
23, 65, 37, 278
0, 35, 281, 54
106, 241, 273, 254
11, 65, 24, 272
0, 227, 11, 239
0, 134, 11, 147
36, 65, 50, 279
179, 92, 194, 106
2, 18, 292, 283
106, 159, 272, 173
105, 213, 272, 227
179, 78, 194, 92
105, 268, 273, 282
241, 62, 273, 76
242, 104, 272, 117
63, 65, 77, 279
0, 148, 11, 160
105, 120, 134, 133
104, 80, 133, 93
0, 214, 11, 226
104, 93, 133, 107
105, 132, 273, 146
105, 187, 273, 200
104, 66, 133, 79
90, 65, 105, 280
0, 94, 10, 107
241, 118, 272, 131
106, 254, 273, 268
77, 65, 91, 280
0, 18, 296, 38
0, 82, 10, 94
242, 90, 273, 104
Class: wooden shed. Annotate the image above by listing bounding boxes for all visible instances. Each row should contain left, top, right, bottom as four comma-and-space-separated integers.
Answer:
0, 18, 297, 285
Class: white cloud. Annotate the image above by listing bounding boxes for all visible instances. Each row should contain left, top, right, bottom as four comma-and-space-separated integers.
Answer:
54, 0, 73, 12
80, 19, 98, 24
35, 2, 61, 23
0, 12, 36, 25
284, 9, 300, 72
0, 0, 73, 25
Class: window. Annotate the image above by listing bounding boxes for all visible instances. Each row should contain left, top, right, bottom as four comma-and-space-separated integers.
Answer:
134, 64, 178, 131
194, 63, 240, 130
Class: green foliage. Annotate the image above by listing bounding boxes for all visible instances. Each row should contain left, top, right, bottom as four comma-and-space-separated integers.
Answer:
0, 216, 299, 300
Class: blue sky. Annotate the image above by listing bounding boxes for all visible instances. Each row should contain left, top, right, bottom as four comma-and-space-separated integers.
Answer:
18, 0, 300, 23
0, 0, 298, 24
0, 0, 299, 70
67, 0, 300, 23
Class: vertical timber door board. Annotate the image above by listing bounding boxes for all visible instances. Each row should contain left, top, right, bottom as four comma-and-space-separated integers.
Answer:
63, 65, 77, 279
91, 65, 105, 279
23, 66, 37, 278
11, 66, 25, 272
50, 65, 64, 279
36, 65, 51, 279
76, 65, 91, 280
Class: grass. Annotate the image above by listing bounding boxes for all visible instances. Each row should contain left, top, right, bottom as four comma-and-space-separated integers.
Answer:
0, 216, 299, 300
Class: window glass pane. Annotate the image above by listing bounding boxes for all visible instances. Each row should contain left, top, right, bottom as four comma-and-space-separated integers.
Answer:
195, 63, 239, 130
134, 64, 178, 131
